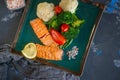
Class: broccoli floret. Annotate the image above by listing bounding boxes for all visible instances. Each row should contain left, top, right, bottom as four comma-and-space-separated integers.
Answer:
62, 27, 80, 40
58, 11, 73, 24
48, 16, 61, 30
72, 19, 85, 27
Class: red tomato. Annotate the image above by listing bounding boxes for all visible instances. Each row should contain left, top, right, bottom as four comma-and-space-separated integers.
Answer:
50, 29, 66, 45
54, 6, 62, 14
61, 23, 69, 32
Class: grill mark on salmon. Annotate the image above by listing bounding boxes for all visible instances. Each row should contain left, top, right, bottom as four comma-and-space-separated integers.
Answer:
36, 44, 63, 60
30, 18, 58, 46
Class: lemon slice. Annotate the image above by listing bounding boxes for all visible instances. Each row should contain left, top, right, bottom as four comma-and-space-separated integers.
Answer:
21, 43, 37, 59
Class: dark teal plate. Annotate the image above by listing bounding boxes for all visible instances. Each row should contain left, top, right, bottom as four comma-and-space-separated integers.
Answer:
11, 0, 104, 75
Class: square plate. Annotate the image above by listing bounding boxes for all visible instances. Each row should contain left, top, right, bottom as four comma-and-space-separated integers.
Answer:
11, 0, 104, 75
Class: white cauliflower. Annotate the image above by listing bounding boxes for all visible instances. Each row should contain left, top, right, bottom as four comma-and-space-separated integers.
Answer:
37, 2, 55, 22
59, 0, 78, 13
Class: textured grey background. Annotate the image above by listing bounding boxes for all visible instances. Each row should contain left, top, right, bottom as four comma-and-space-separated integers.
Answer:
0, 0, 23, 45
0, 0, 120, 80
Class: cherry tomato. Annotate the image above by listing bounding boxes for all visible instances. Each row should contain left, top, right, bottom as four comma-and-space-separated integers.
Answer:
54, 6, 62, 14
61, 23, 69, 32
50, 29, 66, 45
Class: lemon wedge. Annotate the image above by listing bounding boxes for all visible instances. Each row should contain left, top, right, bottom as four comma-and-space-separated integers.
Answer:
21, 43, 37, 59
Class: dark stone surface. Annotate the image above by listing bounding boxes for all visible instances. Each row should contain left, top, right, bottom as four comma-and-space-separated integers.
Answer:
0, 0, 23, 45
0, 0, 120, 80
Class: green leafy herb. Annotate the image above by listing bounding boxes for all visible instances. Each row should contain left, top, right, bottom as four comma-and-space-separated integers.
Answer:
62, 27, 80, 40
48, 16, 61, 30
58, 11, 73, 24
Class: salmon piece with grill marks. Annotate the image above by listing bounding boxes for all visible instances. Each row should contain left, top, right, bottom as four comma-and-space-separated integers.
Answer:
36, 44, 63, 60
30, 18, 58, 47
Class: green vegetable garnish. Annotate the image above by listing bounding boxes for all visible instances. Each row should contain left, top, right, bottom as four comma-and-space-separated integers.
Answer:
58, 11, 73, 24
47, 11, 85, 49
72, 14, 78, 20
72, 19, 85, 27
60, 39, 73, 49
72, 14, 85, 27
62, 27, 80, 40
48, 16, 61, 30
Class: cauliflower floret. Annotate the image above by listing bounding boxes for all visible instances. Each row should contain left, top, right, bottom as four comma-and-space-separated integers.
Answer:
37, 2, 55, 22
59, 0, 78, 13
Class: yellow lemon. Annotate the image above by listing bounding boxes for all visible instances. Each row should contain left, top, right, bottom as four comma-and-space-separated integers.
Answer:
21, 43, 37, 59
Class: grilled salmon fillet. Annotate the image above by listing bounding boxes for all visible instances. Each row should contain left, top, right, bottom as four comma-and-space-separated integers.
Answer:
36, 44, 63, 60
30, 18, 58, 47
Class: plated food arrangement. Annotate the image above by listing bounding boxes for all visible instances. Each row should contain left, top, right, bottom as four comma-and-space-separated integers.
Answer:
12, 0, 104, 75
21, 0, 85, 60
